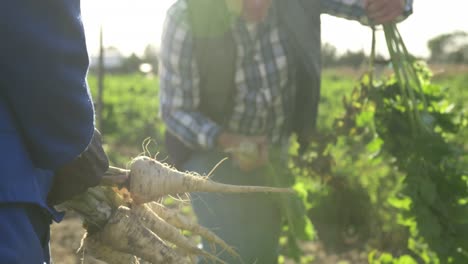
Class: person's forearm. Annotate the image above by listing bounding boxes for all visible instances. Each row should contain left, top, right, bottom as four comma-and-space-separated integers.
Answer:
162, 109, 222, 150
364, 0, 413, 24
320, 0, 413, 25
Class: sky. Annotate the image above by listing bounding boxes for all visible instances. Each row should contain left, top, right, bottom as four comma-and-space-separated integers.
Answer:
80, 0, 468, 59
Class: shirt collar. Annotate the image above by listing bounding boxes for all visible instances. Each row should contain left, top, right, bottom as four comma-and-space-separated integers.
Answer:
231, 0, 278, 29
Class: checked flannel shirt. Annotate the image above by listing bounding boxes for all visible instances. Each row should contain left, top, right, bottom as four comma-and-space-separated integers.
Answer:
159, 0, 413, 150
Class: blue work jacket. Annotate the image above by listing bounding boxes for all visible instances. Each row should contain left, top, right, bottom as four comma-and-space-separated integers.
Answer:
0, 0, 94, 215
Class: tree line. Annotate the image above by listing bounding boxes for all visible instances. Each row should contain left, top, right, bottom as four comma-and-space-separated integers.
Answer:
90, 31, 468, 74
322, 30, 468, 68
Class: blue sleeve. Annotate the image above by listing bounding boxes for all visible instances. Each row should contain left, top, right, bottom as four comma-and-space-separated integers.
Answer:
0, 0, 94, 170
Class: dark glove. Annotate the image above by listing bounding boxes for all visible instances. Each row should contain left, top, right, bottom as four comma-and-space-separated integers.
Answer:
47, 128, 109, 205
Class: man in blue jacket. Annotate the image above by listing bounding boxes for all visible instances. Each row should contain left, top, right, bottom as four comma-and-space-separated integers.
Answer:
0, 1, 108, 263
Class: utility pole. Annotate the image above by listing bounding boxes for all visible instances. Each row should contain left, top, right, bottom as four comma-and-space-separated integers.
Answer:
97, 25, 105, 131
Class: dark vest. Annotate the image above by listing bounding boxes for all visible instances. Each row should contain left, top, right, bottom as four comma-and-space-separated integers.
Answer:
278, 0, 322, 148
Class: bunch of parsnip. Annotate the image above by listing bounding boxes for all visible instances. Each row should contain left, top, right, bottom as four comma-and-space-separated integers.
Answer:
59, 156, 293, 264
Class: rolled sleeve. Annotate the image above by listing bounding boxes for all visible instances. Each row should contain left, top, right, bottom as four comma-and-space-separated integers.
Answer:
321, 0, 413, 25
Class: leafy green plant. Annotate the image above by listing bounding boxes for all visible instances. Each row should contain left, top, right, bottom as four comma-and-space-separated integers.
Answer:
292, 24, 468, 263
369, 251, 418, 264
290, 74, 410, 262
365, 25, 468, 263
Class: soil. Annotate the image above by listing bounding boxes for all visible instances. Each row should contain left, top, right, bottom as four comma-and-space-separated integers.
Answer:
50, 213, 86, 264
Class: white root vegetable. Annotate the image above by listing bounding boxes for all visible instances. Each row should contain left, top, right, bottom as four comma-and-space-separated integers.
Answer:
129, 156, 293, 203
132, 204, 226, 264
60, 154, 295, 263
95, 206, 189, 264
147, 202, 240, 259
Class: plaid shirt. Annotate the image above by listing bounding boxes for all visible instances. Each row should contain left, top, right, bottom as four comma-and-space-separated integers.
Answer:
160, 0, 413, 150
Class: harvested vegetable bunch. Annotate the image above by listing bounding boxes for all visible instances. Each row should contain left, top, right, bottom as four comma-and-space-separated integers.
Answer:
365, 25, 468, 263
58, 155, 293, 264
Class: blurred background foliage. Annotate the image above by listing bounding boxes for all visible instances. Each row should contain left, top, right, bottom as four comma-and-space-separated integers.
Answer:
83, 31, 468, 263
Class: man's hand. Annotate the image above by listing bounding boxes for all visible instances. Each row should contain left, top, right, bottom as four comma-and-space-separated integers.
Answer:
48, 128, 109, 206
364, 0, 406, 24
217, 132, 268, 172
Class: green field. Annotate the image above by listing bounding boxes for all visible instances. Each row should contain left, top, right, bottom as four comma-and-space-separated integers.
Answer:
87, 66, 467, 160
81, 65, 467, 263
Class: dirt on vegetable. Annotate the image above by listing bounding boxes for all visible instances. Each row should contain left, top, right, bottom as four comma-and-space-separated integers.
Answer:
50, 213, 368, 264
